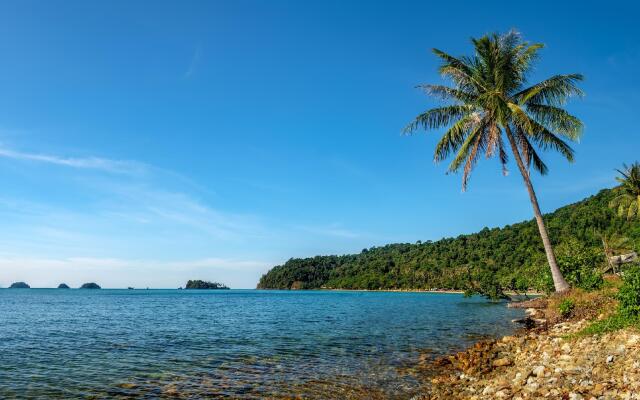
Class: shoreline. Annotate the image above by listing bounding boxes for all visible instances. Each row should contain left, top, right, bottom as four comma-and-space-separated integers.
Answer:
318, 288, 544, 296
416, 299, 639, 399
320, 288, 466, 294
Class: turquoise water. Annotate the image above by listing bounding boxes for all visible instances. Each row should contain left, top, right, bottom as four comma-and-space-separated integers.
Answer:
0, 289, 523, 399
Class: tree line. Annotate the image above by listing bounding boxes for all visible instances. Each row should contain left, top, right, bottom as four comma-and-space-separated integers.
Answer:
257, 187, 640, 293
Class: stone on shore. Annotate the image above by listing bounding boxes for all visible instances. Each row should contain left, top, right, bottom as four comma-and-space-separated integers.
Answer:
419, 317, 640, 399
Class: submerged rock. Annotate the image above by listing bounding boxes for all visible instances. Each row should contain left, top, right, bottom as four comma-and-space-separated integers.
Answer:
9, 282, 30, 288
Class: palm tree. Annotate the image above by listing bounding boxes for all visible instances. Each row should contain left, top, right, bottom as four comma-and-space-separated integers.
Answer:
610, 162, 640, 220
405, 31, 584, 292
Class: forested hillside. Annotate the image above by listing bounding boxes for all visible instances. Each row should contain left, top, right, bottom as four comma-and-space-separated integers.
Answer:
257, 188, 640, 292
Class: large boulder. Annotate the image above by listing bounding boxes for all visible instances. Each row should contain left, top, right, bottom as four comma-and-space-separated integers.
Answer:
9, 282, 30, 289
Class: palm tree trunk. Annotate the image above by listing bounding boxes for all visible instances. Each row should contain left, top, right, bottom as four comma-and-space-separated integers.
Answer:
505, 126, 570, 292
602, 237, 615, 274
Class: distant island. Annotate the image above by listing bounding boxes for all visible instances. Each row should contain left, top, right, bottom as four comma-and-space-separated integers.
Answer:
185, 280, 229, 290
80, 282, 101, 289
9, 282, 30, 289
58, 283, 70, 289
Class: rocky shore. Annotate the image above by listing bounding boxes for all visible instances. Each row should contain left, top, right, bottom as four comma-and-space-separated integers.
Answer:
416, 305, 640, 399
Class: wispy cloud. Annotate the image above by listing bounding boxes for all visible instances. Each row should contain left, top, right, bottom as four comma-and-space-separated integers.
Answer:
0, 144, 362, 288
0, 144, 274, 267
0, 256, 269, 272
101, 183, 268, 241
0, 146, 147, 175
184, 44, 202, 79
328, 156, 387, 191
298, 223, 361, 239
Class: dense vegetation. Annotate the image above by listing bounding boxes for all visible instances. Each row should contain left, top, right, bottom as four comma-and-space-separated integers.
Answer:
185, 280, 229, 290
258, 188, 640, 293
57, 283, 70, 289
9, 282, 30, 289
576, 267, 640, 336
610, 162, 640, 220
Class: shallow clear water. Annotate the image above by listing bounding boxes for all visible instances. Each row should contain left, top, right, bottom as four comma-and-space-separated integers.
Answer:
0, 289, 523, 399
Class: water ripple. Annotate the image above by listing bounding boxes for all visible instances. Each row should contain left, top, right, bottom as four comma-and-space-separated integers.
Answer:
0, 289, 523, 399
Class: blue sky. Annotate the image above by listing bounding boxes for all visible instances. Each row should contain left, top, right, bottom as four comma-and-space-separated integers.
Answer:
0, 1, 638, 288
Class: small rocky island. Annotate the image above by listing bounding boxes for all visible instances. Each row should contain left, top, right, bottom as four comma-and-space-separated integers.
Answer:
57, 283, 70, 289
9, 282, 30, 288
80, 282, 101, 289
185, 280, 229, 290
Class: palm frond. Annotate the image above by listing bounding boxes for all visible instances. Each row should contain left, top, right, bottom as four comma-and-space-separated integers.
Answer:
403, 105, 472, 134
627, 200, 639, 219
447, 120, 488, 190
461, 134, 483, 191
610, 163, 640, 220
614, 163, 640, 195
447, 120, 485, 172
497, 133, 509, 175
515, 74, 584, 106
526, 103, 583, 140
417, 84, 478, 104
507, 103, 575, 162
507, 103, 535, 134
513, 42, 543, 78
516, 128, 549, 175
433, 48, 487, 92
526, 120, 575, 162
406, 31, 584, 192
432, 48, 473, 77
433, 114, 475, 162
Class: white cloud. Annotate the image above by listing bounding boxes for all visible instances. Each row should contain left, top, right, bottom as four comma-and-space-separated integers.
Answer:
98, 183, 268, 241
0, 146, 147, 175
0, 144, 364, 288
299, 223, 361, 239
0, 144, 276, 287
184, 45, 202, 79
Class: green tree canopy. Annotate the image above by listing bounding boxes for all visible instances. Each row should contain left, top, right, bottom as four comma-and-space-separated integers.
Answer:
610, 162, 640, 220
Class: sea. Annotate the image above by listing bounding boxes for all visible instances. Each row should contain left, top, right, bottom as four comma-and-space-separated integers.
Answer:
0, 289, 524, 399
